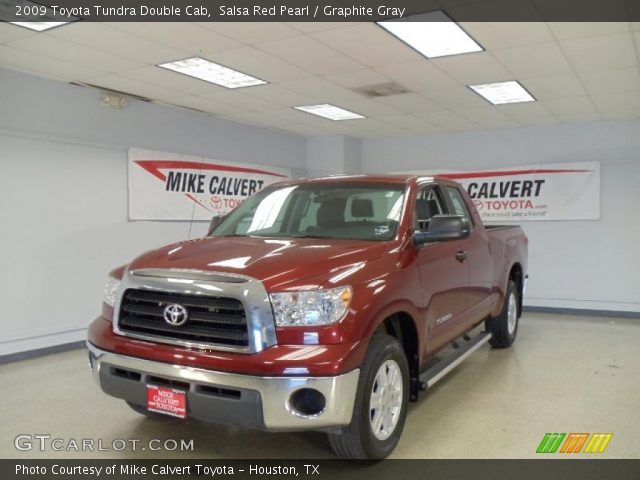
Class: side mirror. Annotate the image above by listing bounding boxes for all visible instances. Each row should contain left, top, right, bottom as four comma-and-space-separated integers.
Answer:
413, 215, 470, 246
207, 215, 224, 236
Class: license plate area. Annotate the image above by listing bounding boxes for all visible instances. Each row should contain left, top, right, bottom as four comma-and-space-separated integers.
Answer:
146, 385, 187, 418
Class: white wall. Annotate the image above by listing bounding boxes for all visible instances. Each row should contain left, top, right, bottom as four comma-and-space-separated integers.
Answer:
0, 68, 306, 355
361, 121, 640, 313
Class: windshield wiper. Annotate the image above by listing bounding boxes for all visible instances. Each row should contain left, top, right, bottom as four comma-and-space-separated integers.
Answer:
290, 234, 334, 239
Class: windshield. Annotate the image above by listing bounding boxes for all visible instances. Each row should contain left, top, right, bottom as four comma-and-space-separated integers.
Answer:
210, 182, 405, 241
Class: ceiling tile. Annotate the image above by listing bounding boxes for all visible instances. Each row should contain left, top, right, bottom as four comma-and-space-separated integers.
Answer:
413, 109, 480, 131
497, 101, 553, 120
240, 84, 316, 107
0, 45, 105, 81
431, 51, 513, 85
7, 34, 143, 74
542, 96, 596, 115
118, 66, 220, 95
163, 96, 245, 115
591, 92, 640, 111
0, 23, 37, 44
46, 23, 188, 64
383, 115, 441, 134
374, 93, 442, 114
278, 77, 365, 104
493, 42, 573, 78
81, 74, 183, 101
312, 23, 422, 67
323, 69, 391, 89
515, 115, 560, 127
199, 22, 299, 44
457, 107, 521, 129
286, 22, 356, 33
599, 109, 640, 120
520, 74, 586, 100
374, 61, 460, 93
426, 87, 492, 109
560, 33, 637, 72
202, 46, 314, 83
109, 22, 242, 55
578, 68, 640, 95
555, 111, 602, 123
256, 35, 364, 75
331, 99, 401, 118
547, 22, 630, 40
460, 22, 554, 49
200, 89, 279, 111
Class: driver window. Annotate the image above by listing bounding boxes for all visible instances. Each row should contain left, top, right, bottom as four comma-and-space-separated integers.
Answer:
415, 187, 444, 232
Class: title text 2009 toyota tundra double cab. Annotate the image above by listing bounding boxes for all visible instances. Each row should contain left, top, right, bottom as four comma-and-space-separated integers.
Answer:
87, 175, 528, 459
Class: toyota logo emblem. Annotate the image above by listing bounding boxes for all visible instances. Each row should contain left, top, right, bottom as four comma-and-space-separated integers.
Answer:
163, 303, 188, 326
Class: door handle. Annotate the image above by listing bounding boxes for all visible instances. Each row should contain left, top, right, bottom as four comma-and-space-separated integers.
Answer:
455, 250, 467, 263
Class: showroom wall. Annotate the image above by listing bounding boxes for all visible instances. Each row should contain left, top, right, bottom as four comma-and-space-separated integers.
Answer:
0, 68, 306, 356
361, 121, 640, 314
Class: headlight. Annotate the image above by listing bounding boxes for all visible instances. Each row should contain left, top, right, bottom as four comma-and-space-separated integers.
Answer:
269, 286, 352, 327
104, 276, 121, 307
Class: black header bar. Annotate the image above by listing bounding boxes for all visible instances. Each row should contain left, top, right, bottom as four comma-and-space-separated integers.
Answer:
1, 0, 640, 22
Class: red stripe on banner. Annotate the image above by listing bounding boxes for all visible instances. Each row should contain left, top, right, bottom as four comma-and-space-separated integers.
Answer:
438, 168, 591, 180
134, 159, 289, 181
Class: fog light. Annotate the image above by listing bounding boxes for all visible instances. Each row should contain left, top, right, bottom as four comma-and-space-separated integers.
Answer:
289, 388, 326, 417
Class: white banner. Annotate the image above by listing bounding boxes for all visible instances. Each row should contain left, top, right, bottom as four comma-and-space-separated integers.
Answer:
406, 161, 600, 222
128, 148, 291, 220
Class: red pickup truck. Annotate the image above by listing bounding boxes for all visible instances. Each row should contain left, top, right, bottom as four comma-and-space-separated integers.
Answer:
87, 174, 528, 459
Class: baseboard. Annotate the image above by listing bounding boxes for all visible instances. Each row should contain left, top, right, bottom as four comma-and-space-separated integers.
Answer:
523, 306, 640, 319
0, 340, 85, 365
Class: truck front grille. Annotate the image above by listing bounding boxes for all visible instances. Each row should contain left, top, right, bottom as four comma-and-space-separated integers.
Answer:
117, 289, 249, 348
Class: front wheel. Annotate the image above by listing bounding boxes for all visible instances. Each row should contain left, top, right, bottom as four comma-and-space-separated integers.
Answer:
486, 279, 520, 348
328, 334, 409, 459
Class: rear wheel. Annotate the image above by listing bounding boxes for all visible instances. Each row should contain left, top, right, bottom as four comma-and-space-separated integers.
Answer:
328, 334, 409, 459
486, 279, 519, 348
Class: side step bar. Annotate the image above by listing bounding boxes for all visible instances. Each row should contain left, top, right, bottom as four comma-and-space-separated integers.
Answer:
419, 331, 492, 390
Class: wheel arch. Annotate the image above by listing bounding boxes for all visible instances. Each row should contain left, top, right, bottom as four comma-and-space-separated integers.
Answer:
374, 311, 420, 401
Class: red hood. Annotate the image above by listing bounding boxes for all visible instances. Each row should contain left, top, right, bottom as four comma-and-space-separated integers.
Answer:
127, 236, 389, 291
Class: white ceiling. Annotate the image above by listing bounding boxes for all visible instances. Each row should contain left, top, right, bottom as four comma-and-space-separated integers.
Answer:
1, 21, 639, 137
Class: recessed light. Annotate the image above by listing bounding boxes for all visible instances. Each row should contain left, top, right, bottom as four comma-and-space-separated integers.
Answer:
293, 104, 365, 121
377, 10, 483, 59
10, 21, 68, 31
158, 57, 267, 89
469, 81, 536, 105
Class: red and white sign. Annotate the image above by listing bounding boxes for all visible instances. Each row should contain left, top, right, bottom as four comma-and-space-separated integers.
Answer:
129, 148, 291, 220
146, 385, 187, 418
408, 161, 600, 222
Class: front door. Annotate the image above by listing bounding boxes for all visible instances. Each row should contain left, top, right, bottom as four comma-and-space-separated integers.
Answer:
414, 185, 470, 355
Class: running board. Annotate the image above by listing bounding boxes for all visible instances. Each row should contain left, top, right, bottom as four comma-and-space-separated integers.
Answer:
419, 331, 492, 390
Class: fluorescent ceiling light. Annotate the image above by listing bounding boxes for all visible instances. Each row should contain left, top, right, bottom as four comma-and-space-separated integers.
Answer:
377, 10, 483, 59
469, 81, 536, 105
294, 104, 365, 121
10, 21, 68, 31
158, 57, 266, 89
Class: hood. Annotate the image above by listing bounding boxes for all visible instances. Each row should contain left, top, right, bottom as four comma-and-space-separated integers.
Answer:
127, 236, 389, 291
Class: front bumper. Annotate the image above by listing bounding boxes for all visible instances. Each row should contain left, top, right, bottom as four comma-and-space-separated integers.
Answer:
87, 342, 359, 431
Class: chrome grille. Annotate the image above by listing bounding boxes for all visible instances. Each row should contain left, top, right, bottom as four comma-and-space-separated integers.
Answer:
118, 289, 248, 347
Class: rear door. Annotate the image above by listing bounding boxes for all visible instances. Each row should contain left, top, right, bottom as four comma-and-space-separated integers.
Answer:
442, 185, 494, 323
414, 184, 470, 354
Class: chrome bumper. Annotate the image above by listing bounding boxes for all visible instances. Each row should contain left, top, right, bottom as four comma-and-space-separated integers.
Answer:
87, 342, 359, 431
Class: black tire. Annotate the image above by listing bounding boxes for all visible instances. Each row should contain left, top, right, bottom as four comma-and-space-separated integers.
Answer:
328, 334, 409, 459
486, 279, 520, 348
126, 401, 168, 419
